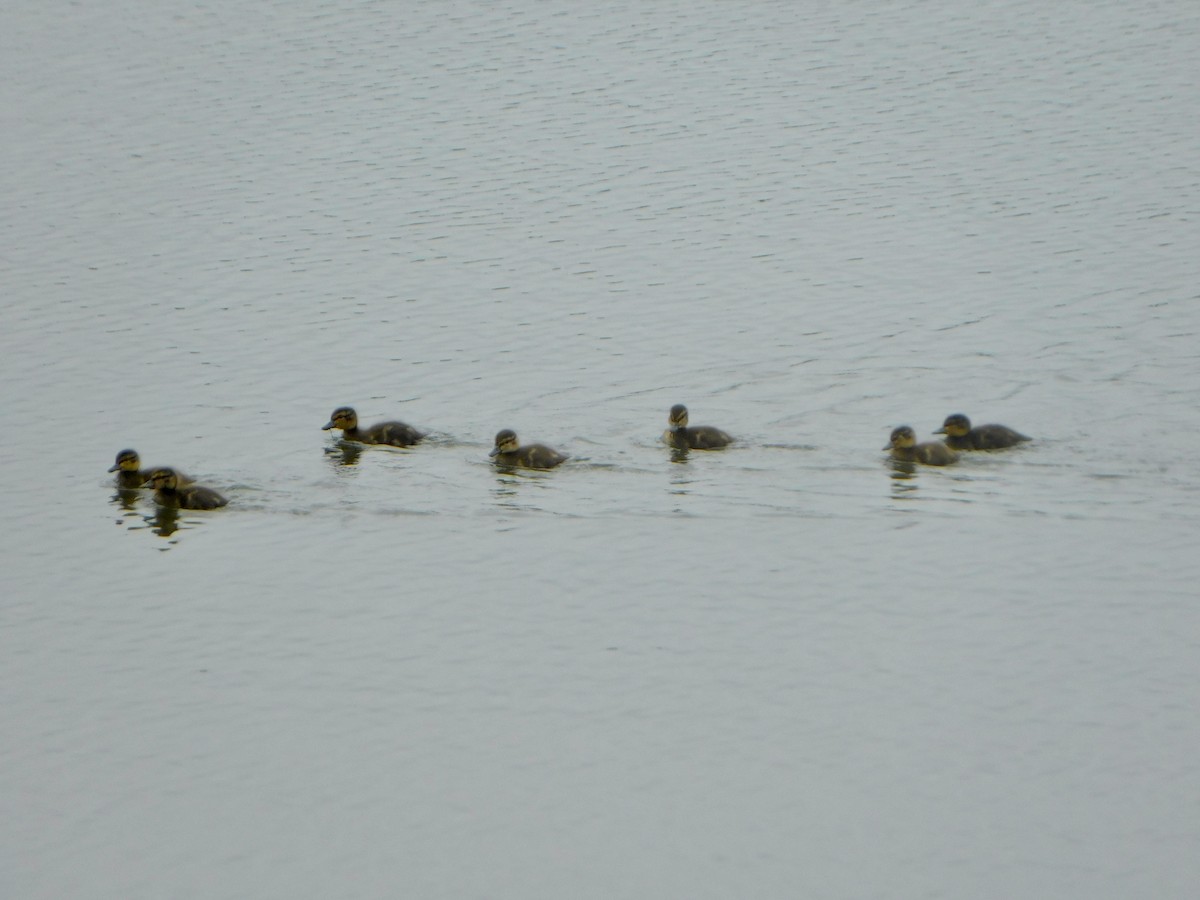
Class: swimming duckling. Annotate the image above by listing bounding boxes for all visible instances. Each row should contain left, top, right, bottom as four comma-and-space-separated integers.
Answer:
935, 413, 1030, 450
144, 467, 227, 510
489, 429, 567, 469
883, 426, 959, 466
108, 448, 148, 488
662, 404, 734, 450
109, 449, 192, 488
322, 406, 424, 447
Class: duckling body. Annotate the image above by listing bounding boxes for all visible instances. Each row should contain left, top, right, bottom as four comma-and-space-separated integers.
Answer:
935, 414, 1030, 450
322, 406, 424, 447
884, 426, 959, 466
489, 429, 567, 470
662, 404, 734, 450
109, 449, 191, 488
145, 468, 227, 510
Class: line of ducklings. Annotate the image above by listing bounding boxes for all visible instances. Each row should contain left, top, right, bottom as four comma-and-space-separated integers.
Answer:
321, 403, 736, 466
111, 407, 1030, 508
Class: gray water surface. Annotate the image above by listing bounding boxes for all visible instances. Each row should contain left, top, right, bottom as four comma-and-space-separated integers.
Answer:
3, 1, 1199, 898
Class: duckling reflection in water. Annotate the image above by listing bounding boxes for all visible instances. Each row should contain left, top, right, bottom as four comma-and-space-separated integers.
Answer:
935, 413, 1030, 450
325, 440, 364, 468
149, 504, 181, 538
662, 404, 734, 450
489, 429, 567, 469
322, 406, 424, 447
883, 426, 959, 466
109, 449, 192, 489
144, 467, 228, 510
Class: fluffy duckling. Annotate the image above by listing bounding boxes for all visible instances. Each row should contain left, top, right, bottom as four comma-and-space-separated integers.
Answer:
883, 426, 959, 466
109, 449, 191, 488
322, 406, 424, 447
662, 404, 734, 450
144, 467, 227, 510
489, 429, 567, 470
108, 448, 149, 488
935, 413, 1030, 450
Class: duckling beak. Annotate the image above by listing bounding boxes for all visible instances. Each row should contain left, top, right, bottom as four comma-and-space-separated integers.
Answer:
881, 441, 894, 451
321, 421, 335, 431
488, 446, 500, 457
107, 463, 121, 472
933, 427, 946, 435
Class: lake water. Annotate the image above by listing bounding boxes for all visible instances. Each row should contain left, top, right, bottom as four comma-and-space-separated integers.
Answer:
3, 1, 1199, 897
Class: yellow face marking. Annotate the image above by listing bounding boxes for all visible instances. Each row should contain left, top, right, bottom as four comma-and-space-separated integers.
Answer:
112, 451, 140, 472
326, 408, 358, 430
148, 469, 177, 490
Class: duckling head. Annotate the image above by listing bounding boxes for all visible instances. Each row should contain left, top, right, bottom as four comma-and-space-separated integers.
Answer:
667, 404, 689, 429
323, 407, 358, 431
144, 467, 181, 490
109, 448, 140, 473
490, 429, 519, 456
883, 426, 917, 451
934, 414, 971, 437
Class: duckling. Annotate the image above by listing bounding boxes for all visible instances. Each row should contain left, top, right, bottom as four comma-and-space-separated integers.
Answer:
662, 404, 734, 450
108, 449, 192, 488
144, 467, 227, 510
322, 406, 424, 447
935, 413, 1030, 450
108, 448, 148, 488
489, 429, 567, 469
883, 426, 959, 466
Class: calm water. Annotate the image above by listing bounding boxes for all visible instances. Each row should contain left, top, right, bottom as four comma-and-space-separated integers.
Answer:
3, 1, 1199, 897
